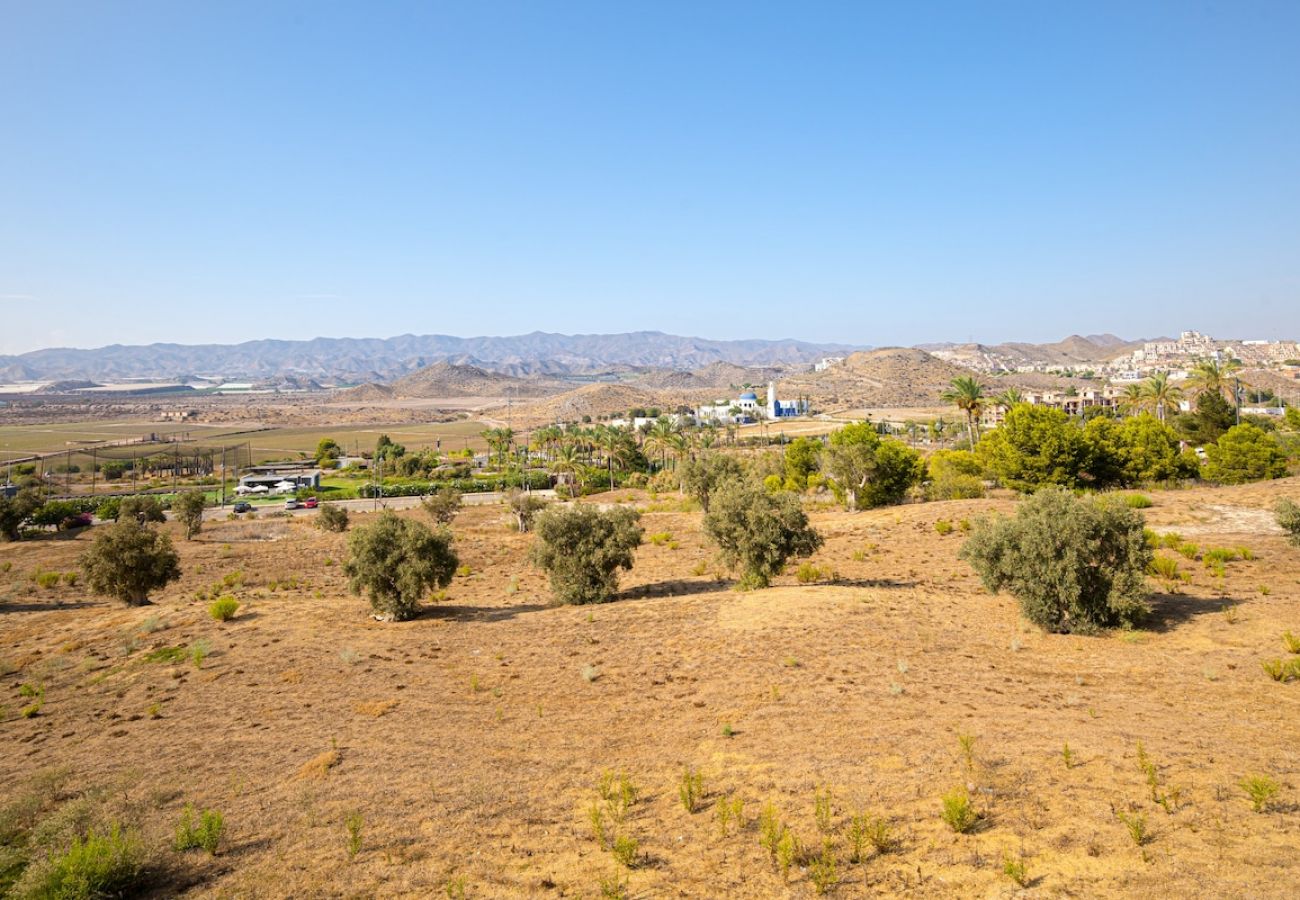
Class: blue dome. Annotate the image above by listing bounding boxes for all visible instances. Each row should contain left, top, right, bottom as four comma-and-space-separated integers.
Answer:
739, 392, 758, 400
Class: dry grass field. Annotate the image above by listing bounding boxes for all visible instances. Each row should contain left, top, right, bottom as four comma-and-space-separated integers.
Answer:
2, 479, 1299, 897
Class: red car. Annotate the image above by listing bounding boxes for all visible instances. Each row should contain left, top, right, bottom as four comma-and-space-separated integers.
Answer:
302, 497, 319, 509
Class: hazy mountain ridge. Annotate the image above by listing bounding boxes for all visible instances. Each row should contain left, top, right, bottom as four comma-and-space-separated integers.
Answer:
0, 331, 861, 382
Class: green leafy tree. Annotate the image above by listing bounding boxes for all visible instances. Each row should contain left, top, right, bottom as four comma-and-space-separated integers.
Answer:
172, 490, 207, 540
926, 450, 985, 500
374, 434, 406, 462
506, 488, 548, 532
0, 488, 40, 541
420, 485, 463, 525
80, 521, 181, 606
1113, 414, 1199, 484
783, 437, 822, 490
1275, 499, 1300, 546
317, 503, 349, 532
1203, 423, 1288, 485
680, 453, 744, 511
344, 512, 458, 621
960, 489, 1151, 633
823, 429, 877, 510
976, 404, 1090, 492
863, 439, 925, 507
530, 504, 643, 604
703, 478, 823, 589
118, 495, 166, 524
315, 438, 342, 464
1176, 390, 1236, 445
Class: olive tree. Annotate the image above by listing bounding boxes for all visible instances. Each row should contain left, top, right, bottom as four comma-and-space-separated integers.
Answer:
703, 478, 823, 590
344, 512, 458, 621
80, 521, 181, 606
117, 495, 166, 524
317, 503, 349, 532
0, 488, 40, 541
172, 490, 207, 540
420, 485, 463, 526
679, 453, 743, 512
1276, 498, 1300, 546
530, 504, 643, 604
959, 488, 1151, 633
506, 488, 548, 533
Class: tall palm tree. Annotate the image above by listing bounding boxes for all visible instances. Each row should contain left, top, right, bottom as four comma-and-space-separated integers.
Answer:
643, 417, 679, 472
1140, 372, 1183, 422
550, 443, 581, 485
1185, 358, 1243, 402
1117, 383, 1145, 417
994, 388, 1025, 409
941, 376, 985, 447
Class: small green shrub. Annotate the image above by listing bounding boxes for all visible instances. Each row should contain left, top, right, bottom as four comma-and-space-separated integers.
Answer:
174, 804, 225, 855
1202, 547, 1239, 567
21, 823, 144, 898
1283, 631, 1300, 654
190, 638, 211, 668
208, 596, 239, 622
588, 801, 608, 848
610, 833, 639, 868
1148, 555, 1184, 589
1240, 774, 1280, 813
1261, 657, 1300, 682
648, 531, 673, 546
813, 786, 832, 833
35, 571, 61, 589
795, 562, 831, 584
940, 788, 979, 834
775, 829, 801, 880
1121, 493, 1152, 509
678, 768, 704, 813
1159, 532, 1183, 549
1117, 810, 1150, 846
758, 802, 785, 860
144, 646, 187, 664
934, 519, 954, 535
1002, 854, 1029, 886
809, 839, 837, 894
345, 811, 363, 859
1177, 541, 1199, 560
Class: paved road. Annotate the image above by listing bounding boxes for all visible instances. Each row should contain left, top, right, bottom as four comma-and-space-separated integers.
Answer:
201, 489, 556, 520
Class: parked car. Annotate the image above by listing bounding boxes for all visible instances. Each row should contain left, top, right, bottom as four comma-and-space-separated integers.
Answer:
285, 498, 301, 510
302, 497, 319, 509
232, 501, 252, 513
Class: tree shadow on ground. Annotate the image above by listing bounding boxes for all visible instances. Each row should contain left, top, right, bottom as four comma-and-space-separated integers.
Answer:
828, 577, 920, 590
0, 600, 94, 614
1145, 591, 1241, 633
419, 602, 550, 623
620, 579, 733, 600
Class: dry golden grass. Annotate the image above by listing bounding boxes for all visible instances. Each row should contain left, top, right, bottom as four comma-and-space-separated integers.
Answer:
1, 479, 1299, 896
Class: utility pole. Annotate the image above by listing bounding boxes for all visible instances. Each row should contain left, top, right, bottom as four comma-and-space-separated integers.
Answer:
1234, 377, 1242, 425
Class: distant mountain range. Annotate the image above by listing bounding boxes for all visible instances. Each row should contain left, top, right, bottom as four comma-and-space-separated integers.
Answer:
0, 331, 861, 383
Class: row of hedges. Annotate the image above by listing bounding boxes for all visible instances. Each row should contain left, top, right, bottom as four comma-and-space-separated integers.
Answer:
356, 471, 551, 498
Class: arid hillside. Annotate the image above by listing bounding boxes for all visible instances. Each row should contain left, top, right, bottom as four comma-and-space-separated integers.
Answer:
2, 479, 1299, 897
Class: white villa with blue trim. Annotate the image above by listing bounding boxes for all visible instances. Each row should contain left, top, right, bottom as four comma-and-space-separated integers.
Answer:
695, 382, 808, 424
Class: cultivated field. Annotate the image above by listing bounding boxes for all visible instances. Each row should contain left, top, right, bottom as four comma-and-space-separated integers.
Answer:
2, 481, 1299, 897
0, 420, 491, 466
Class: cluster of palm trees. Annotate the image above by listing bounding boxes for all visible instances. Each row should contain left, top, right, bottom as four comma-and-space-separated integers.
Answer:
489, 417, 736, 491
941, 358, 1246, 438
1116, 359, 1242, 421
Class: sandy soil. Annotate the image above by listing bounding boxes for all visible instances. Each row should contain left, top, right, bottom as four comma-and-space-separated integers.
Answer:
2, 480, 1299, 897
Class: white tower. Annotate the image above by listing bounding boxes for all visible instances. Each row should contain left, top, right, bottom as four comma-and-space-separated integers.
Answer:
767, 381, 777, 418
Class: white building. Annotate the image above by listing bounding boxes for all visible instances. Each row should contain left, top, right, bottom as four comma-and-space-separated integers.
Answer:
696, 382, 809, 423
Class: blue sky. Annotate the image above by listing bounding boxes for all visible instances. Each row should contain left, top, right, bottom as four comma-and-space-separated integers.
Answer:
2, 1, 1298, 354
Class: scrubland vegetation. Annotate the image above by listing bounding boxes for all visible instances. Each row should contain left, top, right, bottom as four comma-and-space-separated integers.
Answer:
2, 379, 1299, 896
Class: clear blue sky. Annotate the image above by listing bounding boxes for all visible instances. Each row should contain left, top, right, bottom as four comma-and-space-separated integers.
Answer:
2, 1, 1298, 355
